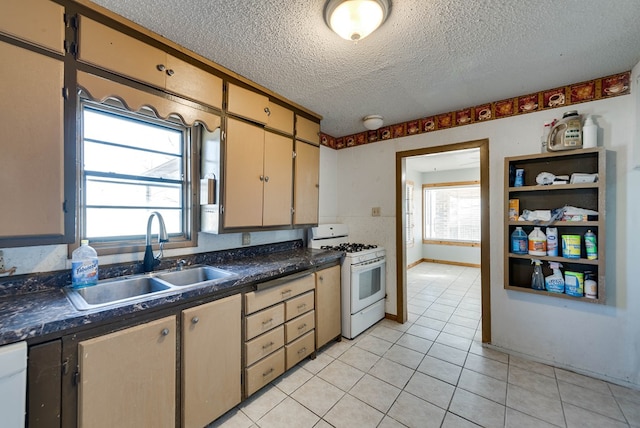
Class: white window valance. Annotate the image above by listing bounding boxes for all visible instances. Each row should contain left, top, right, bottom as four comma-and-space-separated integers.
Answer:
77, 71, 221, 131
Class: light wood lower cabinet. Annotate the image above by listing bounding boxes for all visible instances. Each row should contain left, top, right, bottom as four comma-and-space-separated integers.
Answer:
77, 316, 177, 428
182, 295, 241, 428
315, 265, 342, 349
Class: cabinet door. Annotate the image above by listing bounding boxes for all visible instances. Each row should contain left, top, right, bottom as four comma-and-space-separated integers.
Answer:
78, 16, 166, 89
224, 118, 264, 227
315, 265, 342, 348
296, 115, 320, 145
0, 0, 64, 53
77, 317, 176, 428
294, 140, 320, 225
227, 83, 269, 124
28, 340, 62, 428
266, 102, 294, 135
0, 42, 65, 240
182, 295, 241, 428
263, 132, 293, 226
165, 54, 223, 109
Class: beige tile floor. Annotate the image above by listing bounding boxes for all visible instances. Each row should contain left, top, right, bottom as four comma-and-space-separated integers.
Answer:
211, 262, 640, 428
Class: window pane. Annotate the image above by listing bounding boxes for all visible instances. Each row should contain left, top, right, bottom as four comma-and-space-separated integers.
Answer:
85, 178, 182, 208
85, 208, 182, 239
424, 185, 480, 241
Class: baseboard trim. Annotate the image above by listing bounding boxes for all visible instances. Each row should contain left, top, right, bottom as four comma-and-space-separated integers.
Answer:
384, 313, 398, 322
409, 258, 480, 269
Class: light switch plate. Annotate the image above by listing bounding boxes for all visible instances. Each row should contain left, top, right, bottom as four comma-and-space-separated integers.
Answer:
372, 207, 381, 217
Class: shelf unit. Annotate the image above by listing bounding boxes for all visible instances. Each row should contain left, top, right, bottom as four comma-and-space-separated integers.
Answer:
504, 148, 606, 303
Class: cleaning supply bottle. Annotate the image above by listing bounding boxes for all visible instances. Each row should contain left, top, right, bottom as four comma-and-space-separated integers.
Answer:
545, 262, 564, 293
528, 227, 547, 256
546, 227, 558, 256
582, 116, 597, 149
71, 240, 99, 289
531, 259, 545, 290
511, 227, 528, 255
584, 230, 598, 260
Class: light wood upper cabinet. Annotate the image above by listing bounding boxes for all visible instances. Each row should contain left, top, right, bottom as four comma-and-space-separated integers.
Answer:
0, 0, 64, 53
263, 132, 294, 226
227, 83, 270, 124
315, 265, 341, 349
224, 118, 293, 228
266, 102, 294, 135
294, 140, 320, 225
296, 115, 321, 145
182, 295, 241, 428
0, 41, 65, 241
77, 316, 176, 428
77, 16, 222, 109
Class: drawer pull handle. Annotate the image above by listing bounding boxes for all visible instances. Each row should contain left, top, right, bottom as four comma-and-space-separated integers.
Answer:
262, 318, 273, 326
263, 368, 274, 377
161, 328, 170, 336
297, 303, 306, 310
297, 323, 307, 331
297, 347, 307, 355
262, 341, 274, 350
281, 289, 292, 297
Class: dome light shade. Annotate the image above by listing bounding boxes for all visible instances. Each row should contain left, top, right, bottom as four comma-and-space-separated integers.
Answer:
363, 115, 384, 130
325, 0, 390, 41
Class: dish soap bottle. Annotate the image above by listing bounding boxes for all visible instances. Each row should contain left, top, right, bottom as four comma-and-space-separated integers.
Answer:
531, 259, 545, 290
545, 262, 564, 293
71, 240, 99, 289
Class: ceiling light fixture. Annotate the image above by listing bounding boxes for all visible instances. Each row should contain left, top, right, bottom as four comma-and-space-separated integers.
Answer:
324, 0, 390, 41
363, 115, 384, 130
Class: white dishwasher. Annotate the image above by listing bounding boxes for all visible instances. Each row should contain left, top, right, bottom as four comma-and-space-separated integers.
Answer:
0, 341, 27, 428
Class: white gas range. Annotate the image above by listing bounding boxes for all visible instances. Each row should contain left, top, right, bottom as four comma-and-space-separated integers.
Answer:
309, 224, 386, 339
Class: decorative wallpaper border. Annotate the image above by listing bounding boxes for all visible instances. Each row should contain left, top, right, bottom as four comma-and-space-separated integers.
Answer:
319, 71, 631, 150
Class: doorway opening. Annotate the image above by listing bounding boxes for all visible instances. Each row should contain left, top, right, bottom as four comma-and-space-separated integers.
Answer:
395, 139, 491, 343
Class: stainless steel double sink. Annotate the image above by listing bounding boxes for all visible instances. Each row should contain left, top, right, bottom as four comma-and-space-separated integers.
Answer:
65, 266, 235, 311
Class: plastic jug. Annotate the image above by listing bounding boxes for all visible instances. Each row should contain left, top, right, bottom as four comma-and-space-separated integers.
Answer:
511, 227, 528, 255
528, 227, 547, 256
71, 240, 99, 289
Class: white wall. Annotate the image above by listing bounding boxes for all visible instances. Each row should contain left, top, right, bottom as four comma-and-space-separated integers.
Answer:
421, 167, 481, 266
322, 64, 640, 388
404, 167, 423, 266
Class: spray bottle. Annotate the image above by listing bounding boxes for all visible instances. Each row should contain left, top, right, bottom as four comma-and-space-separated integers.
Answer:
545, 262, 564, 293
531, 259, 545, 290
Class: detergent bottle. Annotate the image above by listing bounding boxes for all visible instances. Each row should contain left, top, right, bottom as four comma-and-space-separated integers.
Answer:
545, 262, 564, 293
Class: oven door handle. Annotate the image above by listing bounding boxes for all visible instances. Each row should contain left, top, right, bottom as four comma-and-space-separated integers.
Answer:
351, 257, 386, 272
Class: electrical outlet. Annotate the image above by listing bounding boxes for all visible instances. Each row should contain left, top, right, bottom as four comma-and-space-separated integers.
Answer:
371, 207, 381, 217
0, 250, 4, 271
242, 232, 251, 246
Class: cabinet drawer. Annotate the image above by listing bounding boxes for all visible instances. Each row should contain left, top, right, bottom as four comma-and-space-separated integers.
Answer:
245, 274, 315, 314
245, 304, 284, 341
245, 325, 284, 367
285, 310, 315, 343
245, 348, 285, 397
285, 291, 315, 321
285, 331, 315, 370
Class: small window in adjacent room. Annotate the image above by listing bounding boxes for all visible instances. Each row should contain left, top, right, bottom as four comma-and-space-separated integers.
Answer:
78, 100, 193, 252
405, 180, 415, 247
423, 181, 480, 244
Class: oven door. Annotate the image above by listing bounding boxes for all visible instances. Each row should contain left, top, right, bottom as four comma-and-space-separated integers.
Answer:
350, 257, 386, 314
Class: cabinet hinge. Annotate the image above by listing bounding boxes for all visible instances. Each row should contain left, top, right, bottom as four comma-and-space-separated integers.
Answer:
64, 40, 77, 56
64, 13, 78, 29
220, 206, 224, 214
292, 151, 297, 159
291, 207, 295, 214
73, 371, 80, 386
62, 88, 70, 100
62, 358, 69, 375
62, 200, 68, 213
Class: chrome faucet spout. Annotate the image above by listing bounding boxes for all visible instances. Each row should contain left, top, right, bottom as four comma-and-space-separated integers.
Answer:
143, 211, 169, 272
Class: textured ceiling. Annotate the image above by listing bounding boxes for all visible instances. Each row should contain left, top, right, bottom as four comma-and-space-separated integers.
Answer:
91, 0, 640, 137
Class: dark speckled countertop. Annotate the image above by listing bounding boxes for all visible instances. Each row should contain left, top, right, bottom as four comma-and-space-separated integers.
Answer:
0, 240, 343, 346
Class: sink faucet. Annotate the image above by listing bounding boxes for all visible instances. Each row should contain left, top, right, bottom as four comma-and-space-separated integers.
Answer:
143, 211, 169, 272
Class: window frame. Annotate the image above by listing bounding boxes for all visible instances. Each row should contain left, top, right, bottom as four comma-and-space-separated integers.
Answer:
422, 180, 481, 247
73, 98, 199, 256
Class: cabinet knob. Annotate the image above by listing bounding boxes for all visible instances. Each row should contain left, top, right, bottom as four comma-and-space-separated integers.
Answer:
259, 175, 264, 182
156, 64, 166, 71
161, 328, 170, 336
264, 176, 270, 182
319, 276, 323, 281
191, 317, 199, 324
264, 107, 271, 116
166, 69, 175, 76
